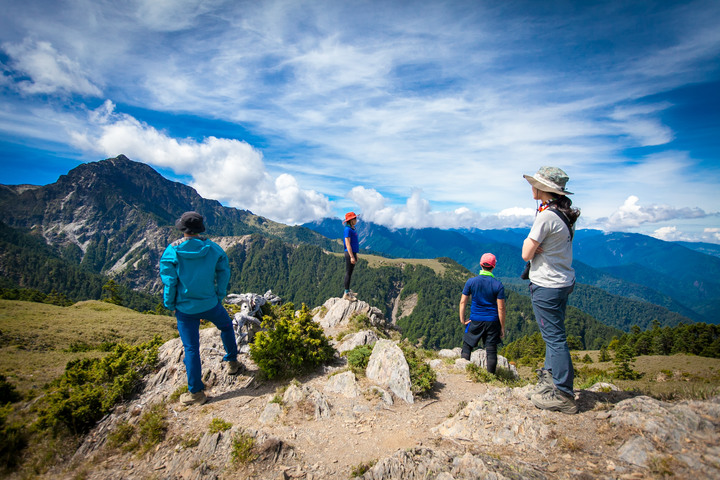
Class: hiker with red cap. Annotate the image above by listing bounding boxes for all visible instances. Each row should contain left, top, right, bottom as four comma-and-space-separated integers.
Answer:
458, 252, 506, 373
342, 212, 360, 301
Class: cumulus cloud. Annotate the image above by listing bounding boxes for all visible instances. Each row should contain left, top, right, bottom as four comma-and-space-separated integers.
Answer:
651, 226, 720, 244
598, 196, 711, 230
71, 101, 332, 224
346, 186, 535, 230
1, 39, 102, 96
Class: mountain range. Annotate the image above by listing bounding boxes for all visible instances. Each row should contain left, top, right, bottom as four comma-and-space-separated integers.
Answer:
0, 155, 717, 346
304, 217, 720, 325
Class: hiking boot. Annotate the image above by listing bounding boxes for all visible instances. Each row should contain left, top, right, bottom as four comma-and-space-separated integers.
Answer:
526, 368, 554, 399
530, 389, 578, 414
180, 390, 208, 406
342, 292, 357, 302
227, 360, 242, 375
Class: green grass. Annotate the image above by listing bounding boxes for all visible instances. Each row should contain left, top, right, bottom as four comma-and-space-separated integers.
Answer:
0, 299, 176, 397
328, 252, 447, 274
517, 350, 720, 400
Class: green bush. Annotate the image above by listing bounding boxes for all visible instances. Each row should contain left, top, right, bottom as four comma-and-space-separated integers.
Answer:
0, 375, 21, 404
0, 403, 27, 471
466, 363, 495, 383
231, 430, 257, 465
208, 417, 232, 434
343, 345, 373, 375
399, 343, 436, 396
34, 336, 163, 435
249, 303, 335, 380
612, 345, 643, 380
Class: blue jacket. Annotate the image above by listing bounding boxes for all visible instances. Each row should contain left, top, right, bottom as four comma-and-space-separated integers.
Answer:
159, 237, 231, 314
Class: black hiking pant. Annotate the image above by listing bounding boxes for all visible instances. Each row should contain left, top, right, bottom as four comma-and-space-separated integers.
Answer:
344, 251, 356, 291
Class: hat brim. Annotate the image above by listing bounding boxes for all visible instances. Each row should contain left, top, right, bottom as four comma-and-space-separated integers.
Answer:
523, 174, 573, 195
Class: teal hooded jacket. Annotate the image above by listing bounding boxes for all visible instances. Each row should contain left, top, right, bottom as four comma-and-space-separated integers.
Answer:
159, 237, 231, 314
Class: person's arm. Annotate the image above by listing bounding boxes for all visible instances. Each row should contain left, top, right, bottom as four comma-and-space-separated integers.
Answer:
159, 247, 178, 311
497, 298, 506, 338
459, 294, 471, 325
345, 237, 356, 264
522, 237, 543, 261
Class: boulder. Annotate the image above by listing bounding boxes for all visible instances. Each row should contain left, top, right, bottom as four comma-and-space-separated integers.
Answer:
336, 329, 379, 353
312, 297, 387, 329
438, 348, 461, 358
325, 371, 361, 398
366, 339, 413, 404
470, 349, 519, 378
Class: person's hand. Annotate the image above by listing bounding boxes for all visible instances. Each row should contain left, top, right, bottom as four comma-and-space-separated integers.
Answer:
351, 256, 357, 264
500, 328, 505, 339
535, 245, 544, 255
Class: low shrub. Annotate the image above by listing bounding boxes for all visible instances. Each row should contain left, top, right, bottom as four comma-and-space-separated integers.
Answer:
399, 343, 436, 396
34, 335, 163, 435
208, 417, 232, 434
343, 345, 373, 375
231, 430, 257, 465
250, 303, 335, 380
0, 375, 21, 404
0, 403, 27, 471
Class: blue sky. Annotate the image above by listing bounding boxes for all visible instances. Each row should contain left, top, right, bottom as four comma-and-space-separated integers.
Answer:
1, 0, 719, 242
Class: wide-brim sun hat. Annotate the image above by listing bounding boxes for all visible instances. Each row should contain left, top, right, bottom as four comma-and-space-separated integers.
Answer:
176, 211, 206, 234
523, 166, 573, 195
344, 211, 358, 224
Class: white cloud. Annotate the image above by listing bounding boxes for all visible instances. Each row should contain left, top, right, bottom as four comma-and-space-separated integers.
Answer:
598, 196, 711, 231
347, 186, 535, 230
1, 39, 102, 96
70, 101, 332, 224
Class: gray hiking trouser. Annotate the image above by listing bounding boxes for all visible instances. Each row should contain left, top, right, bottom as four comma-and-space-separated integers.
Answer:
530, 282, 575, 396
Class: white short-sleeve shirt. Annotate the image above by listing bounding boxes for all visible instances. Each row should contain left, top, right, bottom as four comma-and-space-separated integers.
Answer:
527, 209, 575, 288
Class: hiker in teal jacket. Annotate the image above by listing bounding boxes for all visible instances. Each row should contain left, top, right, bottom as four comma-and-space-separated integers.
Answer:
160, 211, 240, 406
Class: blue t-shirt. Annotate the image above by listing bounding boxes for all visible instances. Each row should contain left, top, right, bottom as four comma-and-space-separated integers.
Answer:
344, 225, 359, 253
462, 272, 505, 322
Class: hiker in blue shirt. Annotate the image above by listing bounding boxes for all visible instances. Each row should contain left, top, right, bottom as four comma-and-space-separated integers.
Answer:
343, 211, 360, 301
458, 253, 506, 374
160, 211, 241, 406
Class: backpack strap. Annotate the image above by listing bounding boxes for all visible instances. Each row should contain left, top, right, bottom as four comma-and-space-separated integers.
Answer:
548, 207, 575, 241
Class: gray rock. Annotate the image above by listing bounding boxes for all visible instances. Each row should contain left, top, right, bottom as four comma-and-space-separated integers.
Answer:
469, 350, 518, 379
336, 329, 379, 353
428, 359, 443, 370
454, 358, 471, 370
325, 371, 361, 398
433, 388, 551, 450
366, 339, 413, 404
618, 436, 654, 467
312, 297, 387, 329
259, 402, 282, 424
368, 386, 393, 405
438, 348, 461, 358
282, 384, 331, 420
587, 382, 621, 392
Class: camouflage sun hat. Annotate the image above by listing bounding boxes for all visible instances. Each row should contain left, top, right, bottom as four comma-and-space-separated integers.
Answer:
523, 166, 573, 195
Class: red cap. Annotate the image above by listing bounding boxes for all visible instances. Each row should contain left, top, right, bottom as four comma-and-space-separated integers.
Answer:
344, 212, 358, 223
480, 253, 497, 268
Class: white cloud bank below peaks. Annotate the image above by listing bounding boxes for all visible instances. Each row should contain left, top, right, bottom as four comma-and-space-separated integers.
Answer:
347, 186, 536, 230
71, 101, 332, 224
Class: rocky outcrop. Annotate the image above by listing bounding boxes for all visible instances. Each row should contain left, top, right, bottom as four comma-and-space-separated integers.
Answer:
366, 339, 414, 404
608, 395, 720, 476
312, 297, 387, 330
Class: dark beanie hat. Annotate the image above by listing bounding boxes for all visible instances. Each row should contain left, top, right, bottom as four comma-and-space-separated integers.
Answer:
175, 211, 206, 234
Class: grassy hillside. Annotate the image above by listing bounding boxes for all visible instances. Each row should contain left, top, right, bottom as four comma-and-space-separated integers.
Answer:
0, 300, 176, 396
